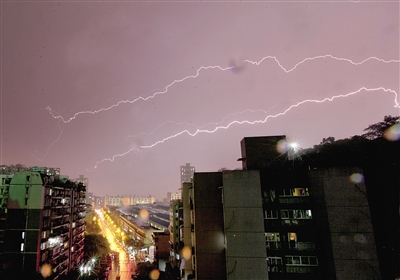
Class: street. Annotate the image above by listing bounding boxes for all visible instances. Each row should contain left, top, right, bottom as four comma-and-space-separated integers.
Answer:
98, 210, 137, 280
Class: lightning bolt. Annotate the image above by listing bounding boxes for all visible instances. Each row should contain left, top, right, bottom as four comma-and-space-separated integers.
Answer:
30, 120, 64, 162
46, 55, 399, 123
127, 106, 278, 139
92, 87, 399, 167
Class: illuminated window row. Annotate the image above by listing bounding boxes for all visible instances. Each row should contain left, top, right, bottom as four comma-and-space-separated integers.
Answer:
264, 209, 312, 219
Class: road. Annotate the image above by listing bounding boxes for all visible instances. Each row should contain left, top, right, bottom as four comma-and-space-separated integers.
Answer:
97, 210, 137, 280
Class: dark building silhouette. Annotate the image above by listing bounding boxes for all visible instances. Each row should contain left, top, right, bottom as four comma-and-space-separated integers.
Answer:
170, 135, 399, 280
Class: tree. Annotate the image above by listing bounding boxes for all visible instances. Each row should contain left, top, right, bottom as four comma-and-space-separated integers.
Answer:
84, 234, 111, 261
320, 137, 335, 145
135, 261, 157, 279
362, 115, 400, 140
84, 212, 102, 234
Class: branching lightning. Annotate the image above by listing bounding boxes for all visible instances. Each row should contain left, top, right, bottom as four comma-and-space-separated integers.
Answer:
30, 120, 64, 162
38, 54, 399, 167
92, 87, 399, 167
47, 55, 399, 123
127, 106, 278, 139
46, 65, 234, 123
242, 54, 399, 70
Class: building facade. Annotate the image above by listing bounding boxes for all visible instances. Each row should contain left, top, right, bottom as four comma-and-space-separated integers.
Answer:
0, 168, 86, 280
170, 135, 386, 280
105, 195, 156, 207
180, 163, 195, 184
75, 175, 88, 203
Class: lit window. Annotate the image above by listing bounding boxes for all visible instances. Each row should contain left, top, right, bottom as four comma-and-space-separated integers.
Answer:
22, 232, 25, 239
265, 232, 281, 250
21, 243, 24, 251
293, 188, 309, 196
288, 232, 297, 249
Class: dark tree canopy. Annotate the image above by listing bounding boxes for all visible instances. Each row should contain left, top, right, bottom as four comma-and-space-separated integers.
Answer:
362, 115, 400, 140
84, 212, 102, 235
84, 234, 111, 261
135, 261, 157, 279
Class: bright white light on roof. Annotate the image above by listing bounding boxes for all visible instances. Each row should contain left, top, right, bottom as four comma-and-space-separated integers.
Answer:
289, 142, 298, 149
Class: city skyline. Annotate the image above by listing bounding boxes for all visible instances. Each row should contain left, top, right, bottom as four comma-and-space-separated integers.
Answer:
2, 2, 399, 199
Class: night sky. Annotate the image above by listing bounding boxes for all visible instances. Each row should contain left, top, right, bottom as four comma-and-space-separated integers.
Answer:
1, 1, 399, 199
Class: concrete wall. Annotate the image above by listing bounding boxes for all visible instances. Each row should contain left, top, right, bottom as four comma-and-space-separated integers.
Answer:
310, 167, 380, 280
222, 170, 268, 280
193, 172, 226, 280
240, 136, 286, 170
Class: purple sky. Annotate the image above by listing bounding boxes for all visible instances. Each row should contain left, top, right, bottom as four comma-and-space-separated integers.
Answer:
2, 1, 399, 200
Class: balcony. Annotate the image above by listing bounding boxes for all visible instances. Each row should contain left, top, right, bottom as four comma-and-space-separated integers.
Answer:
295, 242, 316, 251
279, 196, 310, 204
285, 265, 318, 274
48, 246, 61, 258
266, 241, 281, 250
281, 219, 313, 227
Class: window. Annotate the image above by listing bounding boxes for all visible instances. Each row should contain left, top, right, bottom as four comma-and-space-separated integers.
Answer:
21, 243, 24, 251
267, 257, 283, 272
22, 232, 25, 239
293, 188, 309, 196
265, 232, 281, 250
281, 209, 312, 219
280, 210, 289, 219
286, 255, 318, 266
269, 189, 276, 202
288, 232, 297, 249
280, 188, 293, 196
309, 256, 318, 265
265, 210, 278, 219
279, 188, 309, 197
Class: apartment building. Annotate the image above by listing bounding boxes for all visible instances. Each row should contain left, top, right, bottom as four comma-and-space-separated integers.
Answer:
105, 195, 156, 207
0, 168, 86, 280
180, 163, 195, 184
170, 135, 388, 280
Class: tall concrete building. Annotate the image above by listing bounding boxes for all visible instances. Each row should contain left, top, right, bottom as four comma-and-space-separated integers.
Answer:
0, 168, 86, 280
180, 163, 195, 183
170, 135, 392, 280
